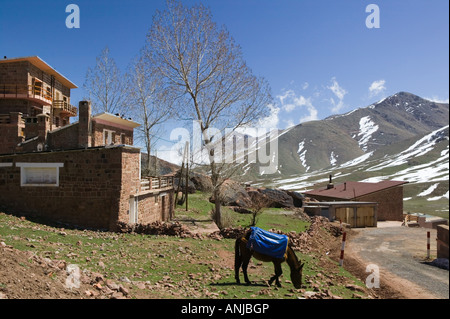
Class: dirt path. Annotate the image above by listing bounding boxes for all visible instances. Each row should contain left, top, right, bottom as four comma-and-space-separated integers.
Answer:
344, 222, 449, 299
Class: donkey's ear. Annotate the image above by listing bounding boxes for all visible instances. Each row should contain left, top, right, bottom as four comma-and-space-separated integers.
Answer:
299, 262, 305, 270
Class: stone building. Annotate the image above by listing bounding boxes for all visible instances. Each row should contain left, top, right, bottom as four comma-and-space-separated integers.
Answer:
303, 180, 408, 221
0, 56, 174, 230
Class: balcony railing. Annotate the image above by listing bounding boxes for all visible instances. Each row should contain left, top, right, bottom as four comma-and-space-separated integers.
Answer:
0, 83, 52, 103
140, 176, 174, 192
53, 100, 77, 116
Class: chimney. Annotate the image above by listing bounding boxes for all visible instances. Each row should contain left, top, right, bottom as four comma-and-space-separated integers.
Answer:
37, 113, 50, 145
327, 174, 334, 189
78, 101, 91, 148
344, 182, 347, 191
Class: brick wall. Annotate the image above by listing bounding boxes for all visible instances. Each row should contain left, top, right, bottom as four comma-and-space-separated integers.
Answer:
134, 191, 174, 225
0, 146, 174, 231
306, 186, 405, 221
356, 187, 404, 221
0, 146, 136, 230
91, 120, 134, 147
0, 61, 28, 85
0, 112, 25, 154
437, 225, 449, 259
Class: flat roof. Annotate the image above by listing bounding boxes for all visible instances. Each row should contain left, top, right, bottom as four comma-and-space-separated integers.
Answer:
93, 112, 140, 129
305, 201, 378, 206
0, 56, 77, 89
304, 180, 408, 199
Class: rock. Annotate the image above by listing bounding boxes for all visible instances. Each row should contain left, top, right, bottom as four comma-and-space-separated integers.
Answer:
119, 285, 129, 296
174, 177, 196, 194
105, 280, 120, 291
285, 190, 305, 207
258, 188, 294, 208
210, 180, 252, 207
190, 174, 213, 192
345, 284, 366, 293
304, 291, 317, 298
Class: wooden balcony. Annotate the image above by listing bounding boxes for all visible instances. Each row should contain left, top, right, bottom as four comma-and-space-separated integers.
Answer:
0, 83, 52, 105
53, 100, 77, 117
140, 176, 174, 192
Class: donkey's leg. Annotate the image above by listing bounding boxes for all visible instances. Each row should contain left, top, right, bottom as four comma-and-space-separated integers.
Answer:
268, 262, 283, 287
242, 253, 252, 285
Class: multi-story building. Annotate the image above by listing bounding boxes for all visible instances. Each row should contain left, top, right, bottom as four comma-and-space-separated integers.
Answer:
0, 56, 78, 154
0, 56, 174, 230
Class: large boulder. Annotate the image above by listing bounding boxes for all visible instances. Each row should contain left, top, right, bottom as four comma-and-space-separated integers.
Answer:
174, 177, 196, 194
210, 179, 252, 207
190, 173, 213, 192
257, 188, 294, 208
285, 190, 305, 208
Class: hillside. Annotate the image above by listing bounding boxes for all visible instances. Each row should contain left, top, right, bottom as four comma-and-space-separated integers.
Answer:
244, 92, 449, 217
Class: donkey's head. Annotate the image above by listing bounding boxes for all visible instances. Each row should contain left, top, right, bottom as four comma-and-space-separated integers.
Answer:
290, 261, 305, 289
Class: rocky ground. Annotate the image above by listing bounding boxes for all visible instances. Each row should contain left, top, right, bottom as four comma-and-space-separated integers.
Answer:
0, 212, 384, 300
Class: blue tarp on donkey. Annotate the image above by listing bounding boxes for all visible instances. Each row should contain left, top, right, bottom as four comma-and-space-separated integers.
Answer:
246, 227, 288, 259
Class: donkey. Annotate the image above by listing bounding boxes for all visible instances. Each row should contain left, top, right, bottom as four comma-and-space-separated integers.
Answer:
234, 229, 304, 289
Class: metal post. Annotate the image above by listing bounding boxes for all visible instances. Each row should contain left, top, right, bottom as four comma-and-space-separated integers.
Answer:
339, 232, 347, 266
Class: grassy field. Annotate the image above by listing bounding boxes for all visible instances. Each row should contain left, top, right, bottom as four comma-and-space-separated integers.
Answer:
174, 192, 310, 233
0, 193, 370, 299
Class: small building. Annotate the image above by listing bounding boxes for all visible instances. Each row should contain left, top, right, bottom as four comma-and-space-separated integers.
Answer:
303, 180, 408, 221
304, 201, 378, 228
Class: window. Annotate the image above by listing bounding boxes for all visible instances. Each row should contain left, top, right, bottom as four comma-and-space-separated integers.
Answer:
103, 129, 115, 145
17, 163, 63, 187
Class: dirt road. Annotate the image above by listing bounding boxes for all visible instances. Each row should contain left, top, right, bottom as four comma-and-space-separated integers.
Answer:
346, 222, 449, 299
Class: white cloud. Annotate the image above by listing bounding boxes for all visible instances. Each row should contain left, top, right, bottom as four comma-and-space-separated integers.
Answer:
302, 82, 309, 90
425, 96, 449, 104
277, 89, 319, 124
258, 103, 280, 129
328, 77, 347, 113
300, 105, 318, 123
368, 80, 386, 98
328, 77, 347, 100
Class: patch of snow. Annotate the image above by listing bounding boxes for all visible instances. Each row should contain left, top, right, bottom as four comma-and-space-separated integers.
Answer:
417, 183, 439, 197
427, 191, 449, 201
297, 140, 310, 172
339, 151, 374, 168
330, 151, 337, 166
367, 125, 449, 171
357, 116, 379, 152
403, 197, 412, 201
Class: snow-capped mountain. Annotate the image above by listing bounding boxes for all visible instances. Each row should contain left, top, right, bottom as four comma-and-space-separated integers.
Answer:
241, 92, 449, 216
252, 92, 449, 176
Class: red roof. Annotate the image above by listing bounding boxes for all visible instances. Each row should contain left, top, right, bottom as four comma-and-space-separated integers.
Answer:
304, 180, 408, 199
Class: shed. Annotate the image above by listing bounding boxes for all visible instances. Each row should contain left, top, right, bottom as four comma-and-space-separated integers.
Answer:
304, 201, 378, 228
303, 180, 408, 221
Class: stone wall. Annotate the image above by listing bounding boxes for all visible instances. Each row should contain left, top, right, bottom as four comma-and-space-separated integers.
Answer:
356, 187, 404, 221
0, 146, 141, 230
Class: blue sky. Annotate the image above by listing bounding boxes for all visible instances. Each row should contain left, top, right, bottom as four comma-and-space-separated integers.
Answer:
1, 0, 449, 155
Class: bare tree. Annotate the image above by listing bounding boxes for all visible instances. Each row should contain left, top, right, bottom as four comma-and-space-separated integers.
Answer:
143, 0, 272, 228
127, 56, 172, 175
83, 46, 130, 115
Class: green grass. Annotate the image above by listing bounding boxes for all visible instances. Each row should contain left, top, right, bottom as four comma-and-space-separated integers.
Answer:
0, 203, 369, 299
175, 191, 310, 233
